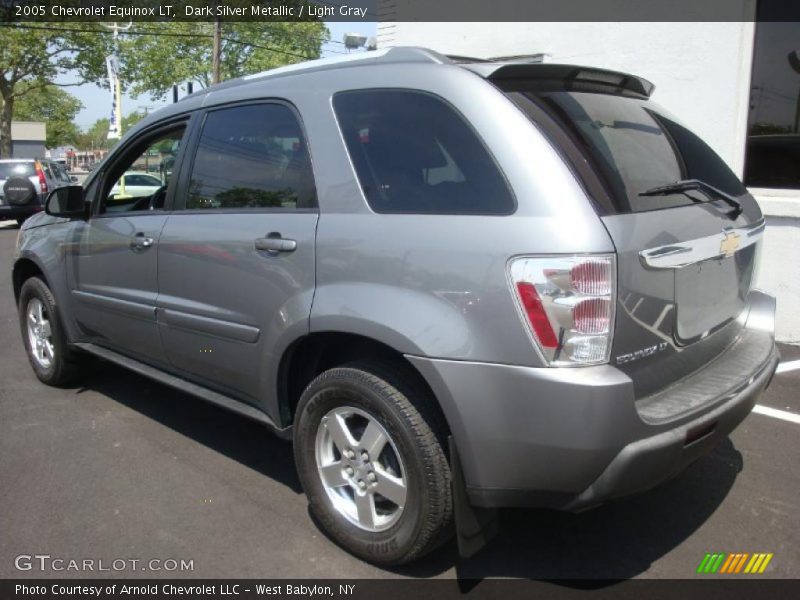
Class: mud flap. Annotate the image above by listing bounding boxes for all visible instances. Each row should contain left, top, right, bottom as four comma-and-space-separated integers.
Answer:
449, 436, 498, 559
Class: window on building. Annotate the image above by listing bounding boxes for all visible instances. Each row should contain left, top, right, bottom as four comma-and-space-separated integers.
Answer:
333, 89, 515, 215
745, 14, 800, 189
185, 103, 316, 211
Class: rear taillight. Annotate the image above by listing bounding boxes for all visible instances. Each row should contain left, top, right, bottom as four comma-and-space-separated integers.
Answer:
509, 255, 616, 366
34, 161, 47, 194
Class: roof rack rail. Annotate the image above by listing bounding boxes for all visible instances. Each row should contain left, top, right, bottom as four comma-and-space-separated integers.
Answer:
242, 46, 452, 82
181, 47, 454, 101
446, 54, 491, 64
487, 53, 549, 64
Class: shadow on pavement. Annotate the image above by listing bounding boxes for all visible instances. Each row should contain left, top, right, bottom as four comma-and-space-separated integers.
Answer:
396, 438, 743, 582
78, 362, 303, 495
76, 359, 743, 583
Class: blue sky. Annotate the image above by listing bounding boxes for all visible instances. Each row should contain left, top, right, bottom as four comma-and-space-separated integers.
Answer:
62, 21, 377, 130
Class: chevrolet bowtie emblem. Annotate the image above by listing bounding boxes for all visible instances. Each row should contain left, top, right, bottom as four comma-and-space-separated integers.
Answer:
720, 230, 741, 258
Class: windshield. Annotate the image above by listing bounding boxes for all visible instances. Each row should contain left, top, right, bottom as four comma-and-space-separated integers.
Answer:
512, 90, 747, 213
0, 162, 35, 179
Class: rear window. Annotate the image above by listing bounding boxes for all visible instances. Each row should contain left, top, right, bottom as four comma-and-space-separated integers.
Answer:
0, 162, 35, 179
333, 89, 515, 215
511, 90, 746, 213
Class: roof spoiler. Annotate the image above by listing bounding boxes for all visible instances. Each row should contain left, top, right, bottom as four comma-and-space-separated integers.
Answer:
465, 63, 655, 98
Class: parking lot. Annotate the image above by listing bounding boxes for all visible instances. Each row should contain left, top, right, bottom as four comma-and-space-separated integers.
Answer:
0, 220, 798, 581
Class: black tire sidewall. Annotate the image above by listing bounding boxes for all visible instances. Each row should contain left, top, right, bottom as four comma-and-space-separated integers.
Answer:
18, 277, 72, 385
294, 369, 436, 564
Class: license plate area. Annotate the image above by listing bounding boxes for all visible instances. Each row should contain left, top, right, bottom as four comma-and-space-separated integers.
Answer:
674, 245, 756, 344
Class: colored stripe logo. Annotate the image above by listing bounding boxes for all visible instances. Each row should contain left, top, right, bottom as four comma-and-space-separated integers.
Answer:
696, 552, 773, 574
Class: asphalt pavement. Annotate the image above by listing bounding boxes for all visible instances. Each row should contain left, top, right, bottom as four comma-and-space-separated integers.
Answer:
0, 220, 798, 581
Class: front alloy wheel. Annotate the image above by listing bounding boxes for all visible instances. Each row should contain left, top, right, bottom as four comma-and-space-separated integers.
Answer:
26, 298, 55, 369
18, 276, 83, 386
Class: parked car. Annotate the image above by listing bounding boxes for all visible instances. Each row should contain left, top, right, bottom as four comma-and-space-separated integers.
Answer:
0, 158, 74, 226
12, 48, 779, 566
106, 171, 165, 212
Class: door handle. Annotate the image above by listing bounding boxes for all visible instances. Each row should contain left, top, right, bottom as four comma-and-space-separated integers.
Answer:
130, 232, 154, 252
254, 233, 297, 253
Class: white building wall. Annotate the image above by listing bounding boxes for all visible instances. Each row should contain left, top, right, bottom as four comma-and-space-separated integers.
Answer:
381, 15, 800, 343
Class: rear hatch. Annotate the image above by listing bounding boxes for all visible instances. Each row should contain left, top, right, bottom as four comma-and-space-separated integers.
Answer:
493, 68, 763, 398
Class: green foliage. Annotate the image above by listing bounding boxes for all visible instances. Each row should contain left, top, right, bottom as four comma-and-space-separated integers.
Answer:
119, 21, 328, 100
13, 84, 83, 148
75, 118, 110, 151
0, 12, 328, 156
122, 110, 145, 132
0, 22, 113, 156
75, 110, 146, 150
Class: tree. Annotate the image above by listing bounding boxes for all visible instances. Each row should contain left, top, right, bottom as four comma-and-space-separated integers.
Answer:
74, 110, 149, 151
119, 21, 328, 100
121, 110, 145, 132
0, 21, 112, 157
75, 118, 110, 151
13, 84, 83, 148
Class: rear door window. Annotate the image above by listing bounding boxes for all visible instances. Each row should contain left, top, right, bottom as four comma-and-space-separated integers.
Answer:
333, 89, 515, 215
184, 103, 317, 211
511, 90, 746, 213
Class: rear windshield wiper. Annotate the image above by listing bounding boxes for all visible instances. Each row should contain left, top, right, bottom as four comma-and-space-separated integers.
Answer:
638, 179, 743, 216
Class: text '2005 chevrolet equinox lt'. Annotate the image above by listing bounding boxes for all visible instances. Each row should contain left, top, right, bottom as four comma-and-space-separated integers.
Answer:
13, 48, 779, 565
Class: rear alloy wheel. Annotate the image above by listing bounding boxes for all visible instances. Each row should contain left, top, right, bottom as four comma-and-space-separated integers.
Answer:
294, 362, 453, 565
315, 405, 408, 532
18, 277, 83, 386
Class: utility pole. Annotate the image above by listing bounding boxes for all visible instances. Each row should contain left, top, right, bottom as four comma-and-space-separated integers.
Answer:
212, 16, 222, 85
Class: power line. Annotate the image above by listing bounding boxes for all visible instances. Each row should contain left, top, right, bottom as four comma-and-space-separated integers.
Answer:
129, 23, 346, 53
1, 23, 343, 59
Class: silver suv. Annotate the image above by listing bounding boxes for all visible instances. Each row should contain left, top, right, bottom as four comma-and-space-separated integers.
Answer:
12, 48, 779, 565
1, 158, 75, 226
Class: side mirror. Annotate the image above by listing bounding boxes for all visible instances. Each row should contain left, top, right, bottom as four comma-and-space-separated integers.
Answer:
70, 175, 79, 183
45, 185, 87, 218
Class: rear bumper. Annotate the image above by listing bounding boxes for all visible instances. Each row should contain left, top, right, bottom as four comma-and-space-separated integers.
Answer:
408, 290, 778, 510
0, 195, 44, 220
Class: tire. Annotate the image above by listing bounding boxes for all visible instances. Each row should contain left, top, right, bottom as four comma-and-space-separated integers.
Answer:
294, 361, 453, 565
18, 276, 83, 386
